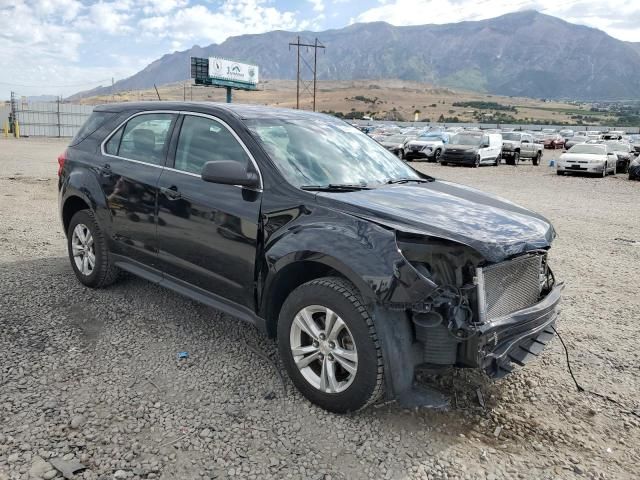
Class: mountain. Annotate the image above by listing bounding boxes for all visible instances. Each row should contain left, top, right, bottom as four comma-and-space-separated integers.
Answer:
72, 11, 640, 101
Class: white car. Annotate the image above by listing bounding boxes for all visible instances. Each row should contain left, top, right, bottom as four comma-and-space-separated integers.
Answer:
557, 144, 617, 177
404, 132, 450, 162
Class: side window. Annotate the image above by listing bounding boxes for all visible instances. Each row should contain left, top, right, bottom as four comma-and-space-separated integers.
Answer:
117, 113, 175, 165
105, 127, 123, 155
175, 115, 249, 175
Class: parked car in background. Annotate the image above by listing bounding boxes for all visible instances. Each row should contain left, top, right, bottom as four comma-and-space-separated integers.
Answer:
559, 129, 574, 139
404, 132, 450, 162
557, 143, 617, 177
58, 102, 564, 413
626, 134, 640, 155
564, 134, 588, 150
604, 141, 633, 173
501, 132, 544, 165
629, 157, 640, 180
441, 132, 502, 167
379, 134, 415, 158
543, 133, 565, 149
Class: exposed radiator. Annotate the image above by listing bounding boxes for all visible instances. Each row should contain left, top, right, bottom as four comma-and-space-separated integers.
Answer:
476, 254, 544, 323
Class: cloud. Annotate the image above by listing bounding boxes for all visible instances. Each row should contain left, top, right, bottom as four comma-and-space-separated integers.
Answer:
354, 0, 640, 42
138, 0, 301, 47
308, 0, 325, 13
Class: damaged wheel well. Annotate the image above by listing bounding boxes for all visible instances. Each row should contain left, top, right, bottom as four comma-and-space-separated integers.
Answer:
263, 261, 352, 338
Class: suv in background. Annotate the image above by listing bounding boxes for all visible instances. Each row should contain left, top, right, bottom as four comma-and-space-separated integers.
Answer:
58, 102, 563, 413
501, 132, 543, 165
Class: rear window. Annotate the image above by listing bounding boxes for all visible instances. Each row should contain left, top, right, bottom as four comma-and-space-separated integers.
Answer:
69, 111, 116, 146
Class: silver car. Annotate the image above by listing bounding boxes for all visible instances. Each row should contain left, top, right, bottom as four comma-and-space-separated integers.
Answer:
557, 143, 617, 177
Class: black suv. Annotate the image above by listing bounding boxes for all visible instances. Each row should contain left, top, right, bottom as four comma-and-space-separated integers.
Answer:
58, 102, 564, 413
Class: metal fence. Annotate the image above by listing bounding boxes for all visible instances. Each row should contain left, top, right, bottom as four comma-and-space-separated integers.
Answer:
15, 101, 94, 137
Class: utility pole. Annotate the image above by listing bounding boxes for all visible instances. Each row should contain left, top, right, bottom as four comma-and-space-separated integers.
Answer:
111, 77, 114, 102
289, 36, 325, 111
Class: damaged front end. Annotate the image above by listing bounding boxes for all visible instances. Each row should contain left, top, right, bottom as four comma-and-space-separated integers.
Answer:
395, 231, 564, 379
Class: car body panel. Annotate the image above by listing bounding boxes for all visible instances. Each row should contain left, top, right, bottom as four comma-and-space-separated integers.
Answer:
58, 102, 564, 405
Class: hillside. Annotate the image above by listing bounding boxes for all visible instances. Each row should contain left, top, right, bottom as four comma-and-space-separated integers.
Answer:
71, 11, 640, 102
77, 79, 614, 125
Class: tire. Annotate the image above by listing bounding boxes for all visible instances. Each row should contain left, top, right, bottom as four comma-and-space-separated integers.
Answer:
494, 153, 501, 166
532, 152, 541, 166
440, 161, 447, 166
67, 209, 120, 288
601, 165, 607, 178
397, 149, 404, 160
513, 151, 520, 165
434, 149, 442, 162
473, 155, 480, 168
556, 170, 564, 176
277, 277, 384, 413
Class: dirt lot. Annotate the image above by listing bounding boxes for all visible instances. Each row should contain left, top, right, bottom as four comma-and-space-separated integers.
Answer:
1, 137, 639, 480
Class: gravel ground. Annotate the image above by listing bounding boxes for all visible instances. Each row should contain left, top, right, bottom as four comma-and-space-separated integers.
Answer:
1, 137, 639, 480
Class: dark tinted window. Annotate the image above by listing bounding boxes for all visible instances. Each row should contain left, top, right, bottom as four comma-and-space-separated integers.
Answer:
175, 115, 249, 175
118, 113, 175, 165
70, 111, 115, 146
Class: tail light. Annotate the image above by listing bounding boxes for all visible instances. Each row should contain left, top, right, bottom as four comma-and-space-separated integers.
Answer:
57, 150, 67, 177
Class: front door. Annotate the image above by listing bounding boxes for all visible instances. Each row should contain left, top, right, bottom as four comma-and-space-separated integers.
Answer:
156, 113, 262, 309
100, 112, 177, 267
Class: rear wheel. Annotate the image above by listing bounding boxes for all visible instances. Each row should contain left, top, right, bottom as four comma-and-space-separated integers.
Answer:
67, 210, 120, 288
278, 277, 384, 413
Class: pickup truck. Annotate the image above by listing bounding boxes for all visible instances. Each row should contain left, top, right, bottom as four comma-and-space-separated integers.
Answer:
501, 132, 544, 165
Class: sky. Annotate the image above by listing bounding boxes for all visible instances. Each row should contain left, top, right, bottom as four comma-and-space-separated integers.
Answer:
0, 0, 638, 99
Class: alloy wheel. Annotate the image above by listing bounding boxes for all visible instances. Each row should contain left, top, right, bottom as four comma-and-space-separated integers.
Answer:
289, 305, 358, 394
71, 223, 95, 276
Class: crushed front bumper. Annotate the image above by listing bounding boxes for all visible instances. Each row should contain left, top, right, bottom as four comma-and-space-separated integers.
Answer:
469, 283, 564, 378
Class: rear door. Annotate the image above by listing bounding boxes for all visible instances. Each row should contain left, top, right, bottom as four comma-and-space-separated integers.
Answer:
155, 112, 263, 309
100, 111, 177, 267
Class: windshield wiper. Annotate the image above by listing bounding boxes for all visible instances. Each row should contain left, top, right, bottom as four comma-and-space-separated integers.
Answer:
300, 183, 372, 192
386, 177, 432, 184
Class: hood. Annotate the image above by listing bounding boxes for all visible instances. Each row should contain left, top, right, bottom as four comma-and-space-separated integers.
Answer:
502, 140, 518, 148
408, 140, 442, 148
445, 144, 479, 152
316, 181, 555, 263
560, 153, 605, 161
380, 141, 403, 148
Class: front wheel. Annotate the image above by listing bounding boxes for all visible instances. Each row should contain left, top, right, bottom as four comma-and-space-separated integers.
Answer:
67, 209, 120, 288
473, 155, 481, 168
278, 277, 384, 413
532, 152, 541, 166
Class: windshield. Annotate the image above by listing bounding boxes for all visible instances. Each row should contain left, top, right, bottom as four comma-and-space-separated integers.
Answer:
450, 134, 483, 146
502, 132, 521, 141
246, 118, 421, 187
419, 133, 445, 141
385, 135, 407, 143
569, 144, 606, 154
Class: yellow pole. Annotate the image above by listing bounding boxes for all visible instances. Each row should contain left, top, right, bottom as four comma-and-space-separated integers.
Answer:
15, 120, 20, 138
3, 121, 7, 137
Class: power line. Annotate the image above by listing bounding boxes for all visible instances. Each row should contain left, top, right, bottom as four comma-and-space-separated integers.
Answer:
289, 36, 325, 111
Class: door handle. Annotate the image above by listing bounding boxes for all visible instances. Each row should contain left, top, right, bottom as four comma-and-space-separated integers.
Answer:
161, 185, 182, 200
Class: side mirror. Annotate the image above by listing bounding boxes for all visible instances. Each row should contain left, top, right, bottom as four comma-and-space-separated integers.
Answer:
201, 161, 260, 188
480, 143, 489, 148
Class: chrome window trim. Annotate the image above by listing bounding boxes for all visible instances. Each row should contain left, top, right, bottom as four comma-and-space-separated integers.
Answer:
100, 110, 178, 168
177, 111, 264, 190
100, 109, 263, 191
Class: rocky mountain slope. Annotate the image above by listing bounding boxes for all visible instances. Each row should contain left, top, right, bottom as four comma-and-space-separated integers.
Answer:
72, 11, 640, 101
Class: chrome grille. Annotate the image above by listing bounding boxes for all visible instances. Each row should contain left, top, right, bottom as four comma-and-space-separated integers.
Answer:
476, 254, 543, 322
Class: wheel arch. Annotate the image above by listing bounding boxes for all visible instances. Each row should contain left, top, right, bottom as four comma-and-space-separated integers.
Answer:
260, 254, 373, 338
62, 195, 91, 235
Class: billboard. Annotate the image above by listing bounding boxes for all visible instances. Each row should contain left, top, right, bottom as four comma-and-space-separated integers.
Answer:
208, 57, 259, 86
